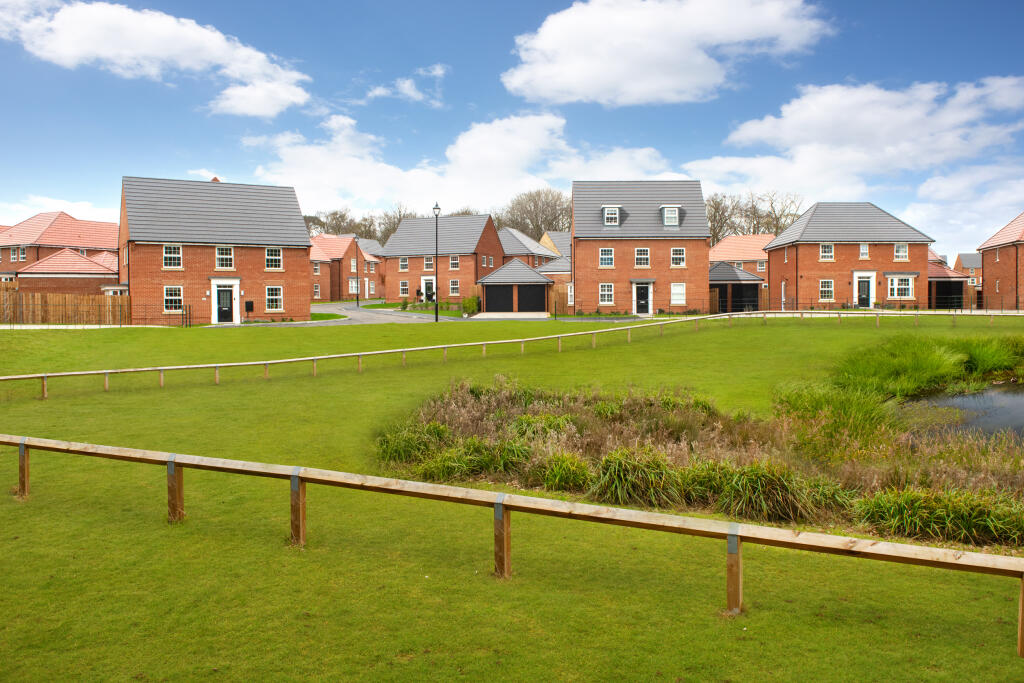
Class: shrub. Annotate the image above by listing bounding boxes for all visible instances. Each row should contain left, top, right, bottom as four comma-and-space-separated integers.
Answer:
774, 382, 898, 457
831, 336, 966, 397
590, 448, 682, 508
946, 337, 1017, 375
509, 413, 572, 439
417, 449, 472, 482
461, 296, 480, 315
376, 421, 452, 463
716, 461, 812, 523
592, 401, 620, 419
680, 459, 731, 506
543, 452, 592, 492
400, 299, 409, 310
491, 439, 532, 474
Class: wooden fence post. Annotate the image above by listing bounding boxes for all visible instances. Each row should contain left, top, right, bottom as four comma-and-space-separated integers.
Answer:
402, 351, 407, 367
762, 313, 767, 326
159, 369, 165, 387
837, 312, 841, 325
1018, 577, 1023, 657
494, 494, 511, 578
694, 319, 699, 332
17, 437, 29, 499
729, 315, 733, 327
558, 336, 562, 352
443, 347, 448, 363
264, 363, 269, 379
290, 466, 306, 547
104, 372, 109, 392
875, 314, 880, 328
41, 375, 47, 400
214, 367, 220, 385
482, 343, 486, 357
627, 329, 631, 344
521, 341, 525, 355
660, 323, 664, 336
591, 333, 596, 349
990, 314, 994, 327
727, 529, 743, 615
166, 455, 184, 523
313, 359, 318, 377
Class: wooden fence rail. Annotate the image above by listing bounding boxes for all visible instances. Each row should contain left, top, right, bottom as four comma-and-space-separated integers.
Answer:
4, 309, 1024, 399
3, 432, 1023, 657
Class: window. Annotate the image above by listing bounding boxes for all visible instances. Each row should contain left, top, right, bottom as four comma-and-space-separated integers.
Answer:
313, 262, 320, 275
819, 243, 834, 261
348, 278, 359, 294
757, 260, 766, 272
670, 248, 686, 267
819, 279, 834, 301
860, 243, 869, 259
969, 267, 975, 275
124, 248, 128, 266
481, 255, 486, 267
0, 275, 14, 282
78, 249, 86, 256
19, 246, 26, 261
969, 278, 976, 286
266, 286, 283, 311
784, 246, 788, 263
567, 282, 574, 306
603, 207, 619, 226
265, 247, 282, 270
894, 243, 909, 261
734, 262, 743, 268
399, 280, 409, 296
888, 276, 913, 299
163, 245, 182, 269
424, 256, 434, 271
350, 257, 357, 273
670, 283, 686, 306
599, 283, 614, 305
663, 206, 679, 226
996, 248, 1000, 262
313, 283, 321, 299
488, 256, 493, 267
449, 279, 460, 296
364, 262, 368, 273
399, 257, 408, 271
216, 246, 233, 269
533, 256, 538, 267
450, 255, 460, 270
635, 247, 650, 267
599, 248, 614, 267
369, 262, 375, 273
163, 286, 183, 312
8, 248, 14, 262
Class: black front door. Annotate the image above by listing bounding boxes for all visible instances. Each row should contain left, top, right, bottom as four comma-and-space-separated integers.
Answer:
217, 287, 233, 323
635, 284, 650, 315
857, 279, 870, 307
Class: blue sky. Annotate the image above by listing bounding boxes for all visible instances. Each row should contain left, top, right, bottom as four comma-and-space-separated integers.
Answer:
1, 0, 1022, 256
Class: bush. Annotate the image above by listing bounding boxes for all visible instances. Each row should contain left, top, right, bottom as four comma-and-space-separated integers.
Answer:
491, 439, 531, 474
946, 337, 1017, 375
509, 413, 572, 439
400, 299, 409, 310
461, 296, 480, 315
417, 449, 472, 482
716, 461, 812, 523
680, 459, 731, 507
376, 421, 452, 463
589, 448, 682, 508
774, 382, 898, 457
543, 452, 592, 492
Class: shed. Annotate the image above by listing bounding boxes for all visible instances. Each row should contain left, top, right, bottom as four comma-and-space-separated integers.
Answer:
709, 262, 763, 313
477, 259, 553, 314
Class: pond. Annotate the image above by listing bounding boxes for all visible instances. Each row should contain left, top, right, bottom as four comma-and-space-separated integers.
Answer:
922, 385, 1024, 434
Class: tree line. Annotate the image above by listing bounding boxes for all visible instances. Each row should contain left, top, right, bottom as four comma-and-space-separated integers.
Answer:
304, 188, 802, 247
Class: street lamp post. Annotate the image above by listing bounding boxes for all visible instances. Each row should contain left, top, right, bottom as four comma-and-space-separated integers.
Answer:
354, 239, 360, 308
433, 202, 440, 322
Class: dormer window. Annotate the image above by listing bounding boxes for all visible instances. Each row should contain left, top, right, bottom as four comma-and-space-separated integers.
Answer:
661, 205, 680, 226
602, 206, 620, 226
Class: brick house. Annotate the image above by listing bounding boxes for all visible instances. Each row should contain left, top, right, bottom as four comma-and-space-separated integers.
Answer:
310, 242, 331, 302
309, 233, 383, 301
379, 215, 503, 303
764, 203, 933, 310
539, 231, 571, 261
953, 252, 983, 300
119, 176, 311, 325
14, 248, 121, 294
0, 211, 118, 285
498, 227, 559, 268
709, 234, 772, 276
926, 248, 970, 309
978, 211, 1024, 311
571, 180, 710, 315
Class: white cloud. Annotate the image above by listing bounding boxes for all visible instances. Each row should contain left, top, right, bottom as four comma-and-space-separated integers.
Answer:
501, 0, 831, 106
186, 168, 223, 181
249, 112, 682, 214
0, 194, 118, 225
358, 63, 450, 108
0, 0, 310, 117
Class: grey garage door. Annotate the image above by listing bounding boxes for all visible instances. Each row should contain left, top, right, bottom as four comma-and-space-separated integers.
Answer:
517, 285, 546, 312
485, 285, 513, 312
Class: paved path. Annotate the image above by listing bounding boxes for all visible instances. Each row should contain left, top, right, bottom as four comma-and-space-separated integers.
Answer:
312, 301, 442, 325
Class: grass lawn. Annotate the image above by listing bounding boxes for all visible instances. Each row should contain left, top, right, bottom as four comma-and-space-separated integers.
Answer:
363, 301, 464, 317
3, 315, 1024, 679
310, 312, 345, 321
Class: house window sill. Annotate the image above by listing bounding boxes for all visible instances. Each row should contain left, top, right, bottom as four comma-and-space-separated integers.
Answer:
598, 266, 615, 269
818, 259, 835, 263
162, 310, 184, 315
634, 265, 651, 269
265, 309, 285, 313
598, 302, 614, 306
670, 265, 687, 269
161, 267, 184, 271
214, 267, 235, 272
819, 299, 835, 303
264, 269, 285, 273
893, 259, 909, 263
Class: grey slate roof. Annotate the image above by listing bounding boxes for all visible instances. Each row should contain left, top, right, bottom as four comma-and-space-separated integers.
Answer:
381, 215, 491, 256
957, 252, 982, 268
544, 230, 572, 258
709, 261, 764, 283
536, 256, 571, 273
477, 258, 553, 285
498, 227, 559, 258
765, 202, 933, 249
572, 180, 709, 239
122, 176, 310, 246
357, 237, 384, 255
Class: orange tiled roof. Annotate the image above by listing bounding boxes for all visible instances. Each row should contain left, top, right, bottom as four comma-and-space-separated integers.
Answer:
310, 243, 330, 262
927, 261, 968, 280
310, 233, 381, 262
709, 234, 773, 262
17, 248, 118, 275
978, 210, 1024, 250
0, 211, 118, 250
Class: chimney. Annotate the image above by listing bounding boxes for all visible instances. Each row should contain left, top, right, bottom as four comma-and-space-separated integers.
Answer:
211, 176, 220, 182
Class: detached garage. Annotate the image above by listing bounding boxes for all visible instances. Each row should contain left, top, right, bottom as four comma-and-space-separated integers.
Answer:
478, 259, 553, 315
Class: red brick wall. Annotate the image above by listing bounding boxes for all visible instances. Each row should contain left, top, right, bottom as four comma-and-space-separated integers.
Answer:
16, 275, 117, 294
767, 242, 929, 309
127, 243, 311, 323
572, 238, 710, 313
953, 255, 982, 289
311, 261, 330, 301
981, 245, 1022, 310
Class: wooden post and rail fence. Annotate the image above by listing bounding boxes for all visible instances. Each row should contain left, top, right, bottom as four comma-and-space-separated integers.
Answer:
4, 433, 1023, 657
2, 309, 1024, 399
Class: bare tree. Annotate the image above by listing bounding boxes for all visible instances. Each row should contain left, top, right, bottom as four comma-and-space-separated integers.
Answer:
704, 193, 740, 245
303, 214, 325, 235
710, 191, 804, 239
760, 191, 804, 235
448, 206, 480, 216
376, 203, 420, 245
307, 208, 376, 239
494, 188, 570, 240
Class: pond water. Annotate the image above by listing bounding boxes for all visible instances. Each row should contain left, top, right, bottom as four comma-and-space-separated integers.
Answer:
922, 385, 1024, 434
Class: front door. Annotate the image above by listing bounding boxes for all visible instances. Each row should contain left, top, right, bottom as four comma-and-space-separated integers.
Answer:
420, 277, 435, 303
857, 279, 871, 307
634, 284, 650, 315
217, 286, 233, 323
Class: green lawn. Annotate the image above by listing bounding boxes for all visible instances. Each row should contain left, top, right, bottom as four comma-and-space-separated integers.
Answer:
2, 315, 1024, 679
363, 301, 464, 317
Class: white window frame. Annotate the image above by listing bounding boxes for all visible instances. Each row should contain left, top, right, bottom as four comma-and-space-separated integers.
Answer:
819, 279, 835, 302
313, 283, 321, 299
215, 246, 234, 270
265, 247, 283, 270
449, 279, 460, 296
266, 286, 284, 312
313, 262, 320, 275
424, 256, 434, 271
481, 255, 486, 267
598, 283, 614, 305
9, 247, 15, 262
599, 248, 614, 268
968, 277, 976, 286
894, 243, 909, 261
887, 276, 914, 299
784, 246, 788, 263
969, 268, 975, 275
19, 246, 26, 261
78, 248, 86, 256
996, 279, 1000, 293
859, 243, 870, 259
567, 282, 574, 306
670, 282, 686, 306
603, 207, 619, 226
819, 243, 834, 261
163, 285, 183, 313
757, 260, 766, 272
348, 277, 359, 294
399, 257, 409, 272
369, 262, 375, 273
634, 247, 650, 268
996, 248, 1000, 262
0, 275, 14, 283
399, 280, 409, 297
450, 255, 460, 270
350, 257, 357, 273
163, 244, 182, 269
369, 281, 375, 295
488, 256, 493, 267
663, 206, 679, 226
670, 248, 686, 268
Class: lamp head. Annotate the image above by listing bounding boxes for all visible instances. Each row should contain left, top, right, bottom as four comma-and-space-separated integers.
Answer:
432, 202, 441, 217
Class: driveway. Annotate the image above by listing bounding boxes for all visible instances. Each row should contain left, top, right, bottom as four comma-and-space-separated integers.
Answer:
312, 300, 442, 325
